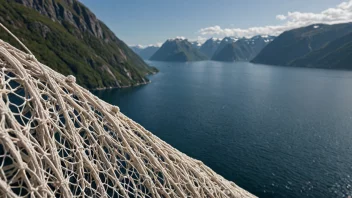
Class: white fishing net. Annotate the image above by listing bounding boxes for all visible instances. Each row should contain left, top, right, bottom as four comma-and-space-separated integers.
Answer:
0, 24, 255, 198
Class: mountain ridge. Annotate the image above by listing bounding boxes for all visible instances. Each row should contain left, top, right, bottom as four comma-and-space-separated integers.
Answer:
150, 38, 207, 62
199, 38, 221, 58
252, 23, 352, 68
290, 31, 352, 69
130, 45, 160, 60
0, 0, 157, 89
212, 36, 275, 62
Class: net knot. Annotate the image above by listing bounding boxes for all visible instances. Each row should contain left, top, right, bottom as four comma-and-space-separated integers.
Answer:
0, 108, 7, 116
65, 75, 76, 84
38, 118, 49, 126
0, 132, 7, 139
1, 183, 11, 194
224, 189, 231, 195
18, 163, 28, 170
26, 54, 35, 61
111, 106, 120, 114
54, 179, 67, 188
97, 134, 106, 141
76, 146, 84, 152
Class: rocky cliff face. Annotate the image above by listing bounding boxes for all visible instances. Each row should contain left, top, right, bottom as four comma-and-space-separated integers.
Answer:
150, 38, 208, 62
212, 36, 275, 62
15, 0, 104, 38
199, 38, 221, 58
0, 0, 157, 89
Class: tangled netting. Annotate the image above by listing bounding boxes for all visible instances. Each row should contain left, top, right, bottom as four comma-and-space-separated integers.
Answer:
0, 24, 255, 198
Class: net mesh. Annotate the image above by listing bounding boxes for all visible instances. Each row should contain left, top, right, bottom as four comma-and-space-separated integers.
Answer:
0, 24, 255, 198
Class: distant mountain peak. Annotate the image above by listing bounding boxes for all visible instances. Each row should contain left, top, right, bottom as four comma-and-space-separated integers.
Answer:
150, 39, 207, 62
190, 40, 203, 49
199, 38, 222, 58
130, 44, 145, 49
212, 35, 276, 62
223, 37, 239, 43
131, 45, 160, 60
167, 36, 187, 41
190, 41, 202, 46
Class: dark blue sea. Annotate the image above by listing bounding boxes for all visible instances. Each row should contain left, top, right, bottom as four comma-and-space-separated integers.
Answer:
92, 61, 352, 198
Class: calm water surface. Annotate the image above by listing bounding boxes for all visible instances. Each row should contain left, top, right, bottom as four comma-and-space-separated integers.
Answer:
92, 61, 352, 198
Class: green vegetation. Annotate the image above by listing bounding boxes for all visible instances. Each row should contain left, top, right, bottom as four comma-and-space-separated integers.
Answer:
291, 32, 352, 69
0, 0, 157, 89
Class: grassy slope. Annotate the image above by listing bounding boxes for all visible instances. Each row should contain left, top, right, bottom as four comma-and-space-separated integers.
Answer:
291, 32, 352, 69
0, 0, 157, 89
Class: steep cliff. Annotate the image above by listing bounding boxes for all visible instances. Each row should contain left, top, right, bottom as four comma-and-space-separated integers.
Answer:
0, 0, 157, 89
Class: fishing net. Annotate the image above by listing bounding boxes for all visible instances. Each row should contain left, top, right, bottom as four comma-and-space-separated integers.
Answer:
0, 24, 254, 198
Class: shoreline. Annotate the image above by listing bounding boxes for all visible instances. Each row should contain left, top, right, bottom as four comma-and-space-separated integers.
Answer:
90, 71, 157, 91
91, 80, 151, 91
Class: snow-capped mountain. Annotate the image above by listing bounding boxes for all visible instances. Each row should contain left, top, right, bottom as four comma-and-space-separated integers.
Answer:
212, 35, 276, 62
212, 37, 240, 57
150, 38, 207, 62
131, 35, 276, 62
130, 45, 144, 54
190, 41, 202, 49
199, 38, 222, 58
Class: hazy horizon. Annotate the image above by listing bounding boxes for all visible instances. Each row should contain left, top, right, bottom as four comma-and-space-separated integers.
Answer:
82, 0, 351, 46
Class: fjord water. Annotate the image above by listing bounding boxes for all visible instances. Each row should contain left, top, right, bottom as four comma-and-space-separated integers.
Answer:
93, 61, 352, 198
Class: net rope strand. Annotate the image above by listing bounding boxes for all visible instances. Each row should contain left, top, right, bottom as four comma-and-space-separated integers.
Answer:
0, 23, 256, 198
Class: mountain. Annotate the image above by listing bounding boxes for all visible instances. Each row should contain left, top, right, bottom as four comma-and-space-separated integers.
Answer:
213, 37, 240, 56
130, 45, 144, 54
139, 46, 160, 60
0, 0, 157, 89
252, 23, 352, 66
290, 31, 352, 69
150, 38, 208, 62
129, 45, 160, 60
190, 41, 202, 49
212, 36, 275, 62
199, 38, 221, 58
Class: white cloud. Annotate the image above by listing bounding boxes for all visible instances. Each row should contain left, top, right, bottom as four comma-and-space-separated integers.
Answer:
153, 43, 163, 47
129, 44, 145, 48
130, 43, 162, 48
198, 0, 352, 38
276, 14, 287, 20
189, 36, 208, 44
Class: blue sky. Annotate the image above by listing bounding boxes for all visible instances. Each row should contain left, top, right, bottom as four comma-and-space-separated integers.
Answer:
81, 0, 349, 46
